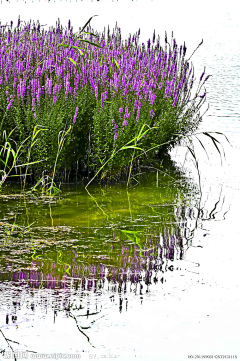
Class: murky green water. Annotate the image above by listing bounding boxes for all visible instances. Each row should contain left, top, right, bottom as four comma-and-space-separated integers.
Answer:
0, 162, 199, 282
0, 161, 205, 355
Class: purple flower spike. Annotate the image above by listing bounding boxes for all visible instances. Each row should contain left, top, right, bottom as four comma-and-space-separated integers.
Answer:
152, 29, 156, 44
119, 107, 123, 113
73, 107, 79, 123
7, 99, 14, 110
32, 97, 35, 111
101, 92, 105, 108
204, 75, 211, 82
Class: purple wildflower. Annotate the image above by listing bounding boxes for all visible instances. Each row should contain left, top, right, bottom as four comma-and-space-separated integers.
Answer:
7, 98, 14, 110
150, 109, 155, 118
119, 107, 123, 113
32, 97, 35, 111
101, 92, 105, 108
73, 107, 79, 123
112, 120, 118, 140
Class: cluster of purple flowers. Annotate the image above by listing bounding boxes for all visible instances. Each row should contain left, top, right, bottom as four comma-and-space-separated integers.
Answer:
0, 17, 209, 144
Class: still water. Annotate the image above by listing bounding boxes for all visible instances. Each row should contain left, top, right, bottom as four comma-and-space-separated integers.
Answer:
0, 0, 240, 360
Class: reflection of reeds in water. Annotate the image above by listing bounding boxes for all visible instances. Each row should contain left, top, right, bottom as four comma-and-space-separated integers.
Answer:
0, 217, 192, 290
0, 194, 227, 324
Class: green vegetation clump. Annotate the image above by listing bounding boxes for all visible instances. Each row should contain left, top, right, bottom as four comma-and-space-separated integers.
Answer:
0, 16, 211, 184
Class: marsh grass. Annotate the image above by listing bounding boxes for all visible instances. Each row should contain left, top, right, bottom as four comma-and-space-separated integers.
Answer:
0, 126, 45, 190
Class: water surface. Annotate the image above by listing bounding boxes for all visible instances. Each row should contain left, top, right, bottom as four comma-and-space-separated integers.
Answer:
0, 0, 240, 359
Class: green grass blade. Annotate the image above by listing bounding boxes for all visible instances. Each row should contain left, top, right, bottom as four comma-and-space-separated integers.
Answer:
78, 39, 102, 48
208, 131, 232, 145
78, 15, 99, 35
120, 146, 143, 151
81, 31, 98, 37
114, 59, 121, 72
194, 135, 209, 160
14, 159, 45, 167
67, 57, 83, 76
202, 132, 223, 162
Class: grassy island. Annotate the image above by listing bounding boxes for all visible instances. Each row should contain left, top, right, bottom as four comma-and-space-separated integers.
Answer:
0, 15, 217, 191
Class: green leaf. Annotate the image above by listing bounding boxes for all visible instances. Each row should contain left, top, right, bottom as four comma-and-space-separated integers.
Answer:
120, 146, 143, 151
114, 59, 121, 72
67, 57, 83, 76
14, 159, 45, 167
78, 15, 99, 35
81, 31, 98, 37
202, 132, 223, 162
194, 135, 209, 160
140, 75, 145, 89
78, 39, 102, 48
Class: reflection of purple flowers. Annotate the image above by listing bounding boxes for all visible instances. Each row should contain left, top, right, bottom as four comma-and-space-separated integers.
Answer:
3, 223, 186, 291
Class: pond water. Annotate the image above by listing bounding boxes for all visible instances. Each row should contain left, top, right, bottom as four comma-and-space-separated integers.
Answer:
0, 0, 240, 360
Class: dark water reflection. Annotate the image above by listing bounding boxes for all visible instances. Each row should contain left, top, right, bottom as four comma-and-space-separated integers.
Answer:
0, 162, 226, 353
